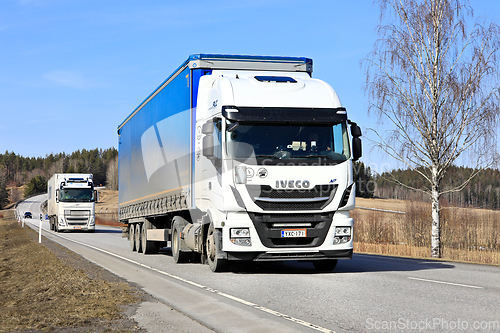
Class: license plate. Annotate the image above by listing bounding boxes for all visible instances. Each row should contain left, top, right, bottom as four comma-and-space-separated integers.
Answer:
73, 226, 82, 230
281, 229, 307, 238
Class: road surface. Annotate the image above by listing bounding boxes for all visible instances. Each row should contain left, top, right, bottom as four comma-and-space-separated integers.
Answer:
16, 194, 500, 332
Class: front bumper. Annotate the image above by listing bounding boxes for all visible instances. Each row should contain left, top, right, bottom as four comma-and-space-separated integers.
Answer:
227, 249, 353, 261
221, 211, 353, 261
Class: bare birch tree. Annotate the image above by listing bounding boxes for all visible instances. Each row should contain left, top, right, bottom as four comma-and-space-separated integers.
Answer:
364, 0, 500, 257
106, 156, 119, 191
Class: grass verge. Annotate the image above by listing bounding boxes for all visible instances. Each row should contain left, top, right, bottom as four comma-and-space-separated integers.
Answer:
0, 210, 143, 332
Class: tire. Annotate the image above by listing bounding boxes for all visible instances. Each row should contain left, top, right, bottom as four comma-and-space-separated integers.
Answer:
172, 219, 189, 263
130, 223, 136, 252
313, 259, 338, 272
141, 221, 159, 254
135, 223, 143, 253
206, 223, 229, 272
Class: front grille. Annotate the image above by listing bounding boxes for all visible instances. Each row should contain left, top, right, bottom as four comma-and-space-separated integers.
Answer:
248, 212, 334, 248
67, 221, 88, 226
65, 210, 90, 226
246, 184, 337, 211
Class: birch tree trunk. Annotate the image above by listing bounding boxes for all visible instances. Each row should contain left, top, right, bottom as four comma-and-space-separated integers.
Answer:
431, 169, 441, 257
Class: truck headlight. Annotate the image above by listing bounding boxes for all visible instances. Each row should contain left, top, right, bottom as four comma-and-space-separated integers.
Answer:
335, 227, 351, 236
89, 217, 95, 226
231, 228, 250, 237
334, 226, 351, 244
230, 228, 251, 246
59, 217, 66, 226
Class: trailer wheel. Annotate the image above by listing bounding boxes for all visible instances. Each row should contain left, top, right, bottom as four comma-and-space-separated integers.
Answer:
135, 223, 143, 253
206, 223, 228, 272
130, 224, 136, 251
141, 221, 159, 254
172, 220, 189, 263
313, 259, 338, 272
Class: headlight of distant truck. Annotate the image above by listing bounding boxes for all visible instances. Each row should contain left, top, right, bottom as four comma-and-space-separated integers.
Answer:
89, 217, 95, 226
334, 226, 351, 244
230, 228, 251, 246
59, 217, 66, 226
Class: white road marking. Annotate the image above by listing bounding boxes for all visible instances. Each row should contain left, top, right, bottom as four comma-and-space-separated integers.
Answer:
408, 277, 483, 289
32, 223, 336, 333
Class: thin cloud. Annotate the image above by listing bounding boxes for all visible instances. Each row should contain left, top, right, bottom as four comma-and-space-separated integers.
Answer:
43, 70, 104, 89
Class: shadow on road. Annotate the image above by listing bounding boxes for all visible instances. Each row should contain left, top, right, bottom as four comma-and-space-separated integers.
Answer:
156, 248, 455, 274
225, 253, 454, 275
335, 253, 455, 273
93, 228, 122, 234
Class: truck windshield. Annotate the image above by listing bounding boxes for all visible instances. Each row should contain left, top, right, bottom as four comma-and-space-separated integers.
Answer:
226, 122, 350, 162
59, 188, 94, 202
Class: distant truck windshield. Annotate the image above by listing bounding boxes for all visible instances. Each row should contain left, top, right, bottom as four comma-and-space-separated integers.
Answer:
59, 188, 95, 202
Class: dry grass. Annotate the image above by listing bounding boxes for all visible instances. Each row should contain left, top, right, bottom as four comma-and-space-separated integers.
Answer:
353, 198, 500, 265
0, 210, 140, 332
96, 189, 120, 227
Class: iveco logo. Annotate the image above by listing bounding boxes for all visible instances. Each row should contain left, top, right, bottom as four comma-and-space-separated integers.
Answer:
276, 180, 311, 189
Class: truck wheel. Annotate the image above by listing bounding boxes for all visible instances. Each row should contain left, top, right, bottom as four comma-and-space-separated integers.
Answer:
135, 223, 143, 253
141, 221, 159, 254
206, 223, 228, 272
172, 220, 189, 263
130, 224, 136, 251
313, 259, 338, 272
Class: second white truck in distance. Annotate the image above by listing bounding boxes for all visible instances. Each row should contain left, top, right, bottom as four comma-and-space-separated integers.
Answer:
47, 173, 98, 232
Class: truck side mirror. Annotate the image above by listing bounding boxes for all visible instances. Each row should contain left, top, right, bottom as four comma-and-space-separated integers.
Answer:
202, 121, 214, 134
352, 137, 362, 161
94, 190, 99, 203
202, 120, 216, 160
350, 123, 362, 137
203, 134, 215, 159
55, 189, 59, 203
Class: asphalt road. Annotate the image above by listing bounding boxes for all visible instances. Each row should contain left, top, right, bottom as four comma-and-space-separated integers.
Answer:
16, 194, 500, 333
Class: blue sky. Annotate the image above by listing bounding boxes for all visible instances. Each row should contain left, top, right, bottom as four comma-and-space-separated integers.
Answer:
1, 0, 499, 173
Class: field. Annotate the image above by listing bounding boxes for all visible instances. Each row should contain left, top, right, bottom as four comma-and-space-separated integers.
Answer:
354, 198, 500, 265
95, 189, 120, 227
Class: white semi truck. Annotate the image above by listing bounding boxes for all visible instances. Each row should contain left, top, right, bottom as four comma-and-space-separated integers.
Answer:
47, 173, 97, 232
118, 54, 362, 272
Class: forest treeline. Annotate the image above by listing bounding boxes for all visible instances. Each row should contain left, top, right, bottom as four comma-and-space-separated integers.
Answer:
2, 153, 499, 210
354, 162, 500, 210
0, 148, 118, 209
